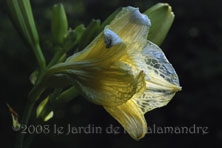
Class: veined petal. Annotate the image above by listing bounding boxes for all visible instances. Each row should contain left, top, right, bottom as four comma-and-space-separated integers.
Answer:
78, 70, 146, 106
133, 86, 177, 114
104, 99, 147, 140
48, 62, 146, 106
107, 6, 151, 51
46, 28, 126, 88
67, 29, 126, 67
142, 41, 180, 87
132, 41, 181, 114
102, 7, 153, 76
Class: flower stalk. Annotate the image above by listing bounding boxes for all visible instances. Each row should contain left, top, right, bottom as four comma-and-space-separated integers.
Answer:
15, 83, 46, 148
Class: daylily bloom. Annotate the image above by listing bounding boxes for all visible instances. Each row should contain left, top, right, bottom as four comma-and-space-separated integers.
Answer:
47, 6, 181, 140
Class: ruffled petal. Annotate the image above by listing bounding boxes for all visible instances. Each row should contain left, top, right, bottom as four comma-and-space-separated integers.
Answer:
132, 41, 181, 114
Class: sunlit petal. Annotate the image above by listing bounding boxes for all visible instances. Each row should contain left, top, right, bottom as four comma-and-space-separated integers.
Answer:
107, 6, 151, 51
76, 68, 146, 106
104, 99, 147, 140
66, 29, 125, 66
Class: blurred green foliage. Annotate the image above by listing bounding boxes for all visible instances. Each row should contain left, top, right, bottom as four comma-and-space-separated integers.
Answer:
0, 0, 222, 148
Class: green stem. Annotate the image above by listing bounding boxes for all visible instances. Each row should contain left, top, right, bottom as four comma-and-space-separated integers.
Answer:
15, 44, 65, 147
33, 43, 46, 71
47, 47, 65, 68
15, 102, 34, 148
15, 82, 46, 148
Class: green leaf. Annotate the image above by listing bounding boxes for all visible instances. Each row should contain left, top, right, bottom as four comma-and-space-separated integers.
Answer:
6, 0, 46, 70
144, 3, 175, 46
6, 0, 39, 46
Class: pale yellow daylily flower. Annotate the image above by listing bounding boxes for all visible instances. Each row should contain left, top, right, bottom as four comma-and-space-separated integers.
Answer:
48, 6, 181, 140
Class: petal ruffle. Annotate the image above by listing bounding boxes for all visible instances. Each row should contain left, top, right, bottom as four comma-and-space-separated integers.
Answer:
132, 41, 181, 114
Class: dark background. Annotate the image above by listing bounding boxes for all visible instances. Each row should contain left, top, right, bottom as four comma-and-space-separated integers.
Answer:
0, 0, 222, 148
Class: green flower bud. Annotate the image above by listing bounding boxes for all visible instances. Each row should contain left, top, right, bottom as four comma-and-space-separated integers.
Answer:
36, 96, 54, 122
77, 19, 101, 51
144, 3, 175, 46
51, 3, 68, 44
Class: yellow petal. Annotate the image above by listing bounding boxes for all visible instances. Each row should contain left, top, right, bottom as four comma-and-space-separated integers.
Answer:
141, 41, 181, 91
104, 99, 147, 140
78, 70, 146, 106
47, 27, 147, 106
48, 29, 127, 81
67, 29, 126, 66
48, 63, 146, 107
133, 87, 177, 114
107, 6, 151, 51
133, 41, 181, 114
67, 6, 151, 64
